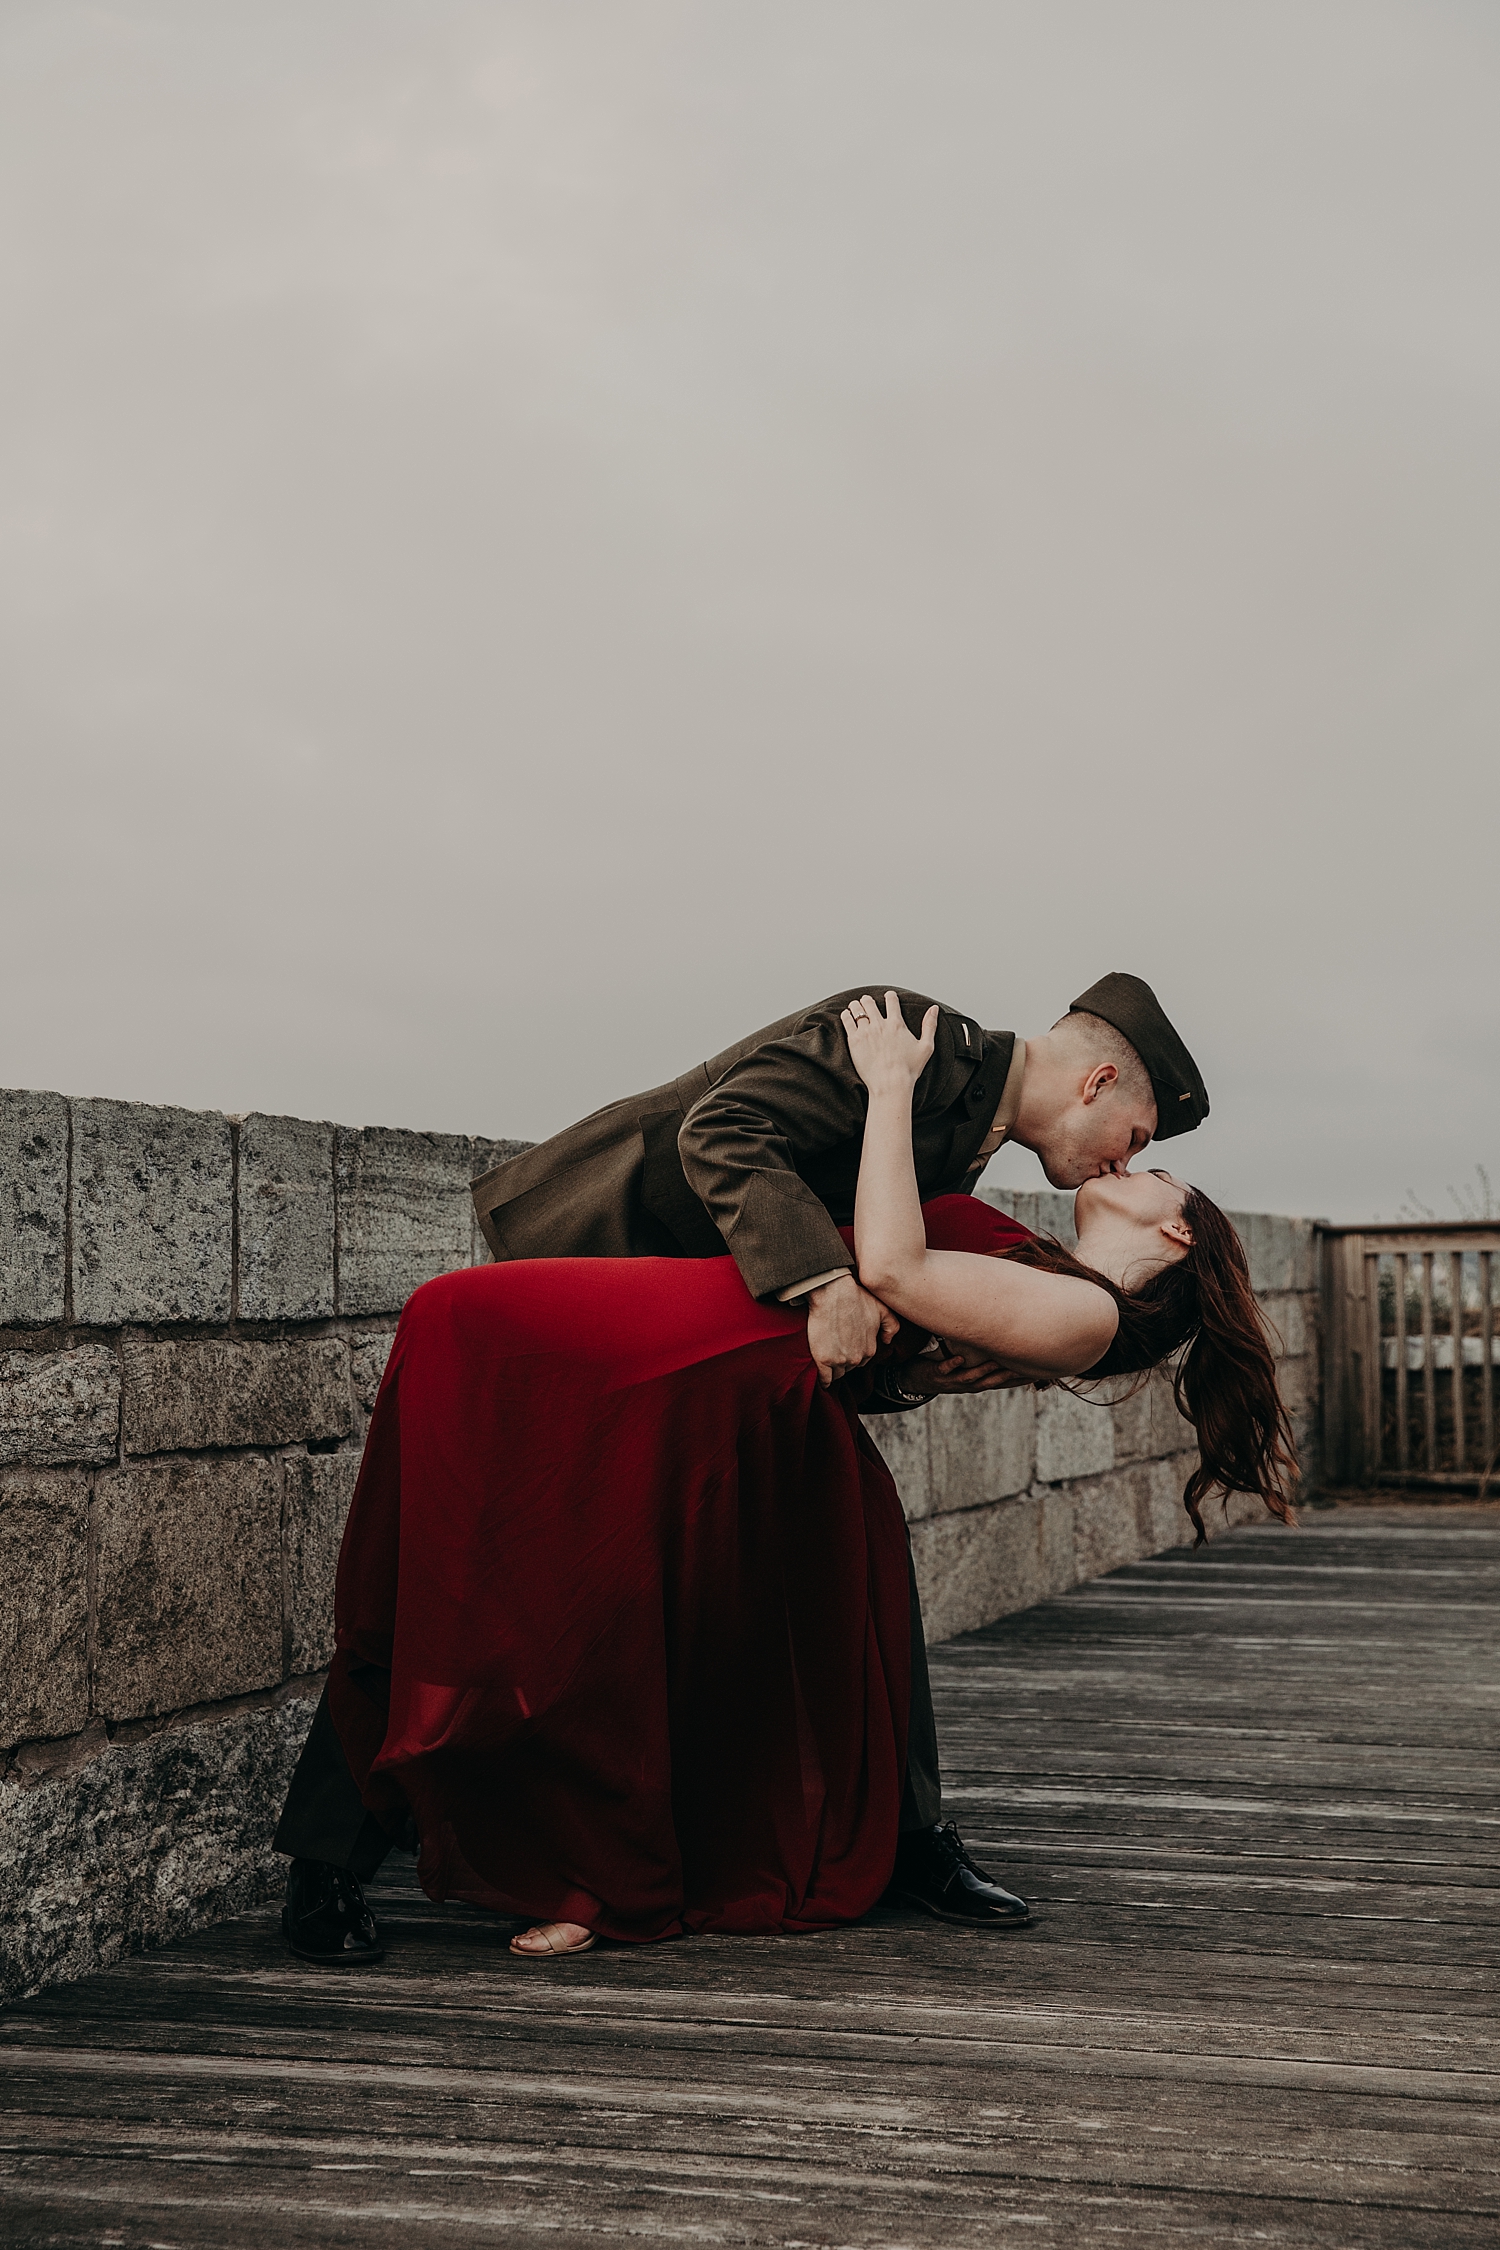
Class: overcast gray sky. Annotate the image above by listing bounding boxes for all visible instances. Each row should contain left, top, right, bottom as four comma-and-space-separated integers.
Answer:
2, 1, 1496, 1221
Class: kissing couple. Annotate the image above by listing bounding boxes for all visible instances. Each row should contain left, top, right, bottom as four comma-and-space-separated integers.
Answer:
275, 974, 1295, 1962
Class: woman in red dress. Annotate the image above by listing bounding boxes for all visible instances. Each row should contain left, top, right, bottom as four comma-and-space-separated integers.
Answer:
329, 997, 1295, 1959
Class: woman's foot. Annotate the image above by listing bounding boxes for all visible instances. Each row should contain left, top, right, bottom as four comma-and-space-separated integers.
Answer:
509, 1920, 597, 1958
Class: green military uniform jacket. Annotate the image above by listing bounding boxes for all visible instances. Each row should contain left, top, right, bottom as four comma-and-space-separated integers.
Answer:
471, 988, 1017, 1302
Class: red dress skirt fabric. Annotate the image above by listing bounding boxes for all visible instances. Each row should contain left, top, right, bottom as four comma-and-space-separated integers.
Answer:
328, 1194, 1035, 1942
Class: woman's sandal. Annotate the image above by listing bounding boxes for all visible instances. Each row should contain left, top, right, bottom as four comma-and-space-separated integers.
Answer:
509, 1920, 598, 1959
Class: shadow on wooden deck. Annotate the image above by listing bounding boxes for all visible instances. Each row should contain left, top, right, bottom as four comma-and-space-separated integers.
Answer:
2, 1503, 1496, 2249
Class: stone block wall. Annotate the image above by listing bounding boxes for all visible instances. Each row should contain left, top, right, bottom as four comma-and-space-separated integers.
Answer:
0, 1088, 528, 2003
0, 1084, 1321, 2001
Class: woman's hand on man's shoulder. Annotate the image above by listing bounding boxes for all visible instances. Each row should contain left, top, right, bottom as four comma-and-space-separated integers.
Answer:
841, 991, 939, 1093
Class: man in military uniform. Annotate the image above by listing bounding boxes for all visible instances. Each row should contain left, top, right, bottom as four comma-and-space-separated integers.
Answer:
277, 972, 1207, 1958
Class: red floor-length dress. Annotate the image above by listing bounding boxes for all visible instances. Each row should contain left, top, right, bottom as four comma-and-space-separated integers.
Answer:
328, 1196, 1034, 1942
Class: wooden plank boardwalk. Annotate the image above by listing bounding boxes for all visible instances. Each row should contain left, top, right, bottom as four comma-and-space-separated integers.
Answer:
2, 1501, 1496, 2249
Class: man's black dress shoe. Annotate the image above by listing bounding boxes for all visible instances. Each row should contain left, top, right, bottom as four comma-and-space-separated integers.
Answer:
282, 1858, 384, 1964
888, 1821, 1030, 1927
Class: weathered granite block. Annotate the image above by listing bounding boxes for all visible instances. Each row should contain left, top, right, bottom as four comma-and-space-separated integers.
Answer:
1147, 1453, 1199, 1549
94, 1458, 282, 1718
0, 1346, 119, 1467
237, 1113, 335, 1320
928, 1386, 1036, 1513
979, 1184, 1078, 1246
0, 1694, 316, 2002
1038, 1487, 1078, 1597
350, 1330, 398, 1414
911, 1494, 1049, 1644
284, 1450, 360, 1672
336, 1126, 474, 1315
1070, 1463, 1155, 1582
1108, 1376, 1157, 1465
1035, 1387, 1115, 1484
1259, 1291, 1309, 1360
0, 1470, 88, 1744
1275, 1352, 1316, 1421
122, 1337, 351, 1456
1111, 1368, 1195, 1463
1232, 1210, 1298, 1296
1290, 1220, 1320, 1294
861, 1407, 931, 1520
0, 1089, 69, 1325
72, 1099, 232, 1324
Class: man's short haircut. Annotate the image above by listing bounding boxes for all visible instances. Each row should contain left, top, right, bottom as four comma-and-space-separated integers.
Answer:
1051, 1011, 1155, 1109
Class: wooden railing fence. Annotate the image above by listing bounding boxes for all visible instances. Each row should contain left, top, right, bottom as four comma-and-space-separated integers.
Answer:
1321, 1222, 1500, 1490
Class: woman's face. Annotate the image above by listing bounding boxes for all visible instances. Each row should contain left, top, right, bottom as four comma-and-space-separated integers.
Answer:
1073, 1168, 1195, 1281
1075, 1166, 1189, 1231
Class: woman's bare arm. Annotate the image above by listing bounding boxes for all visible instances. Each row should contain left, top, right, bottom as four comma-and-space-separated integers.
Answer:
862, 1245, 1117, 1378
843, 994, 1118, 1379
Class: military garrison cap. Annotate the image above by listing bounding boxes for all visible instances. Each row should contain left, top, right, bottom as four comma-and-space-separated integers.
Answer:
1069, 972, 1208, 1140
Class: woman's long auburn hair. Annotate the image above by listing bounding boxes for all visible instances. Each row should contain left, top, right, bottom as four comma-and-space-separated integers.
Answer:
1003, 1190, 1298, 1543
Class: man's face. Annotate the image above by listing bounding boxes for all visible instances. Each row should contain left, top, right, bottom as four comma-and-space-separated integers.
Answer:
1034, 1078, 1158, 1188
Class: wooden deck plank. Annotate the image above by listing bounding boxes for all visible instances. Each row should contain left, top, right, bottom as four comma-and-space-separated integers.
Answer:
5, 1994, 1491, 2080
6, 2089, 1497, 2189
1, 2125, 1496, 2220
1, 1501, 1495, 2248
5, 2161, 1474, 2239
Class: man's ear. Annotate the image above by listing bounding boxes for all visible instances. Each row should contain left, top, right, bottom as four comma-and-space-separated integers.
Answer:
1080, 1062, 1119, 1105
